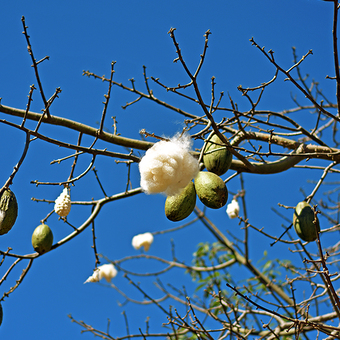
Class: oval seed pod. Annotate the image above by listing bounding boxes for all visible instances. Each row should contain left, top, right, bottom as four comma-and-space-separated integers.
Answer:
194, 171, 228, 209
203, 134, 232, 176
293, 201, 320, 242
165, 181, 196, 222
32, 224, 54, 254
0, 188, 18, 235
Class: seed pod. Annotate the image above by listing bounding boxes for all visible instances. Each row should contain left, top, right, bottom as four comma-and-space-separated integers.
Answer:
203, 134, 232, 176
0, 188, 18, 235
32, 224, 53, 254
194, 171, 228, 209
293, 201, 320, 242
165, 181, 196, 221
54, 187, 71, 217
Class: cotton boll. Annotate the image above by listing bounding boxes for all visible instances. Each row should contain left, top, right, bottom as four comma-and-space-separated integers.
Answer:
54, 187, 71, 217
226, 199, 240, 219
139, 134, 199, 196
99, 264, 118, 282
132, 232, 154, 251
84, 268, 101, 283
84, 264, 117, 284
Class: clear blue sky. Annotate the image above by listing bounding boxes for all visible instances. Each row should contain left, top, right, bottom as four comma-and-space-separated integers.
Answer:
0, 1, 335, 339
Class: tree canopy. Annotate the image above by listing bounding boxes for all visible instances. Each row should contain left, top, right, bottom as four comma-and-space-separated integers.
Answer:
1, 1, 340, 339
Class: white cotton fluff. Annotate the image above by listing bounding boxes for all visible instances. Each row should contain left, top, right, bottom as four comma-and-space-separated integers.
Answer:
54, 187, 71, 217
84, 264, 117, 283
226, 199, 240, 219
84, 268, 101, 283
139, 134, 199, 196
132, 232, 154, 251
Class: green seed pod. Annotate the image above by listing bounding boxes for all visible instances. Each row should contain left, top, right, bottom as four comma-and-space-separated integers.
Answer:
194, 171, 228, 209
0, 188, 18, 235
165, 181, 196, 222
32, 224, 53, 254
293, 201, 320, 242
203, 134, 232, 176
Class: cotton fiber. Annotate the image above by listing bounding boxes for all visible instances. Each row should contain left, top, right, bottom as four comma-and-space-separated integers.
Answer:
139, 134, 199, 196
226, 199, 240, 219
84, 264, 117, 283
132, 232, 154, 251
54, 187, 71, 217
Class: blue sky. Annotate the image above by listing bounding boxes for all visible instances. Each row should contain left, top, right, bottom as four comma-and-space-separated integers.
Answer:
0, 1, 336, 339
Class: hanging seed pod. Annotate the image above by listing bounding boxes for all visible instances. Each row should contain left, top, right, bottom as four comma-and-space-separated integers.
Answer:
32, 224, 53, 254
293, 201, 320, 242
203, 134, 232, 176
194, 171, 228, 209
0, 188, 18, 235
165, 181, 196, 221
54, 187, 71, 217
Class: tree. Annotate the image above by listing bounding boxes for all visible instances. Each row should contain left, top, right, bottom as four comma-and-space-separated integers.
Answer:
1, 1, 340, 339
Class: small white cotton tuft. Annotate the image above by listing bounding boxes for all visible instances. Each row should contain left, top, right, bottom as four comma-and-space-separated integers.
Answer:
226, 199, 240, 219
84, 264, 117, 284
139, 134, 199, 196
99, 264, 118, 282
54, 187, 71, 217
84, 268, 101, 283
132, 232, 154, 251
